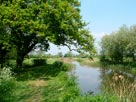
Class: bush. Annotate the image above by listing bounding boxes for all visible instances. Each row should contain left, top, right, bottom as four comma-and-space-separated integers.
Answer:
33, 58, 46, 66
52, 61, 68, 71
53, 61, 63, 67
0, 67, 16, 102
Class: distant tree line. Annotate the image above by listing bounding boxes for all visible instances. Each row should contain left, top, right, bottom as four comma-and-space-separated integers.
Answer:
100, 25, 136, 63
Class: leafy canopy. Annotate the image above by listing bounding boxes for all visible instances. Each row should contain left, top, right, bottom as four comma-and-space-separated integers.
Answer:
0, 0, 95, 67
100, 25, 136, 62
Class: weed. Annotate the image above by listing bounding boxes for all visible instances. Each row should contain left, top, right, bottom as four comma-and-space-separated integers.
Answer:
0, 67, 16, 102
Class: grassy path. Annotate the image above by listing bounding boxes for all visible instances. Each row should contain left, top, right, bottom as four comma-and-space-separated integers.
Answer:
15, 79, 49, 102
13, 58, 72, 102
25, 79, 47, 102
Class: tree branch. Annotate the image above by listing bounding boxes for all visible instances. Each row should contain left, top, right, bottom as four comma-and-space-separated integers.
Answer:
62, 43, 77, 51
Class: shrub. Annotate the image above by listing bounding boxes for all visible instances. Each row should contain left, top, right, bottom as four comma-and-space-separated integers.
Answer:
33, 58, 46, 66
52, 61, 69, 71
0, 67, 16, 102
53, 61, 63, 67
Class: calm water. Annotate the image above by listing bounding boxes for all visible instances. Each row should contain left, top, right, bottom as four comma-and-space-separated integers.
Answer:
70, 61, 136, 95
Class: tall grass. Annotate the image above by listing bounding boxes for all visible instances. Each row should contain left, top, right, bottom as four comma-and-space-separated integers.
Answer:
43, 72, 80, 102
0, 67, 16, 102
102, 73, 136, 102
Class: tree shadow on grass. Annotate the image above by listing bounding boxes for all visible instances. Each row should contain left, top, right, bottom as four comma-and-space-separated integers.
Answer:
15, 61, 68, 81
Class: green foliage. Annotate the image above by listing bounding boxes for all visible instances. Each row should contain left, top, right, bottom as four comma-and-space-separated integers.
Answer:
16, 59, 71, 81
100, 25, 136, 63
8, 48, 17, 59
52, 61, 69, 72
53, 61, 63, 67
73, 95, 117, 102
0, 37, 10, 68
76, 53, 89, 58
131, 68, 136, 74
0, 16, 13, 68
0, 67, 16, 102
76, 58, 83, 62
0, 0, 95, 68
33, 58, 46, 66
64, 51, 73, 57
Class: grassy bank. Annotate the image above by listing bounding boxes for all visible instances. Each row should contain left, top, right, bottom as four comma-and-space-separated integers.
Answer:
75, 58, 100, 67
75, 57, 136, 75
2, 58, 135, 102
0, 58, 73, 102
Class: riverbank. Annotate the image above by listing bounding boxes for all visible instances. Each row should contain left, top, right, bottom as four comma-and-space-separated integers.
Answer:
1, 58, 136, 102
75, 58, 100, 67
75, 57, 136, 75
73, 58, 136, 101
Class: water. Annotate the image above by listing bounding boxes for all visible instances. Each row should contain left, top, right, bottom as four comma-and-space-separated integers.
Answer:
70, 61, 136, 95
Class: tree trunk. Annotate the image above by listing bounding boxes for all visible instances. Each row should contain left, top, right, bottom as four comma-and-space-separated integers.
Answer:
16, 55, 24, 69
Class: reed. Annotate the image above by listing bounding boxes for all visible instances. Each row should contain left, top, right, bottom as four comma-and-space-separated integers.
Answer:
103, 73, 136, 102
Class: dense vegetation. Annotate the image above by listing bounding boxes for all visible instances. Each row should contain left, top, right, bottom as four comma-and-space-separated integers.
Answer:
100, 25, 136, 63
0, 58, 119, 102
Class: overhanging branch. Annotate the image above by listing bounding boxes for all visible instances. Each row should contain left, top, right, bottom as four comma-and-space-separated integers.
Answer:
63, 43, 77, 51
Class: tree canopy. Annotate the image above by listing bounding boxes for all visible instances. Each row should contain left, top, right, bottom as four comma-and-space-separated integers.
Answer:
0, 0, 95, 68
100, 25, 136, 63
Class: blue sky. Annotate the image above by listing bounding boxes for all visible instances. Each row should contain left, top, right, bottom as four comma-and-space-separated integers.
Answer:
80, 0, 136, 40
47, 0, 136, 55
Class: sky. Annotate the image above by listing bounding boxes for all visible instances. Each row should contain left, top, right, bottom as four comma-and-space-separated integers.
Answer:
47, 0, 136, 55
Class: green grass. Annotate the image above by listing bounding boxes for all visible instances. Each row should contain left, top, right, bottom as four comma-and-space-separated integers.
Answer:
75, 58, 100, 67
2, 58, 126, 102
0, 58, 74, 102
75, 57, 136, 75
43, 72, 80, 102
12, 58, 76, 102
15, 59, 72, 81
13, 81, 46, 102
43, 72, 118, 102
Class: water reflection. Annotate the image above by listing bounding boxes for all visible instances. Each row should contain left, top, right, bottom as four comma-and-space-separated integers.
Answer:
70, 61, 136, 97
70, 61, 102, 94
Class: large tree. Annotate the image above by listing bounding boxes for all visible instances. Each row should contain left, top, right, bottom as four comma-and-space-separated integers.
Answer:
100, 25, 136, 63
0, 0, 95, 68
